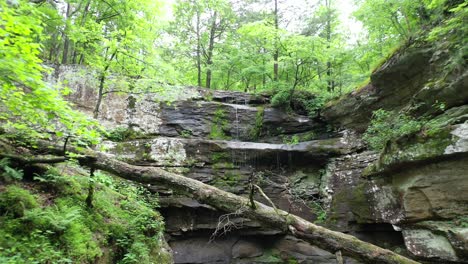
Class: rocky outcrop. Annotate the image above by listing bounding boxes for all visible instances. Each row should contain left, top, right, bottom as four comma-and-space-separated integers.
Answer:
319, 36, 468, 263
322, 42, 468, 132
51, 43, 468, 264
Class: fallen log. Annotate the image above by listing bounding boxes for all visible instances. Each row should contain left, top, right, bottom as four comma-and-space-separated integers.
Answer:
1, 143, 420, 264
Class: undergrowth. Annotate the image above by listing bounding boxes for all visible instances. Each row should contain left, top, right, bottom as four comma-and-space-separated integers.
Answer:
363, 109, 424, 151
0, 162, 168, 264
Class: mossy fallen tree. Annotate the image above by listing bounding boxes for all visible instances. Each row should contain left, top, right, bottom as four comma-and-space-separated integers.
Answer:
1, 141, 420, 264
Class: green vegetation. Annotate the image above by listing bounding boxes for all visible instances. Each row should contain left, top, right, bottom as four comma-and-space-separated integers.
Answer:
426, 2, 467, 72
180, 129, 193, 138
1, 0, 461, 145
209, 108, 231, 140
249, 107, 265, 140
0, 0, 100, 145
212, 171, 241, 188
106, 127, 144, 142
310, 201, 327, 224
282, 135, 300, 145
0, 158, 24, 182
363, 109, 424, 151
0, 165, 168, 264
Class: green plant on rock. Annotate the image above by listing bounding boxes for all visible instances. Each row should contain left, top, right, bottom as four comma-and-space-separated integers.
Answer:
209, 107, 230, 140
282, 135, 300, 145
426, 2, 467, 73
363, 109, 424, 151
180, 129, 193, 138
106, 127, 143, 142
310, 200, 327, 224
212, 171, 240, 188
249, 106, 264, 140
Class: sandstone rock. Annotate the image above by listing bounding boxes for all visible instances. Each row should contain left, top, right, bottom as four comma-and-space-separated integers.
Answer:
402, 229, 459, 262
232, 240, 263, 258
322, 43, 468, 132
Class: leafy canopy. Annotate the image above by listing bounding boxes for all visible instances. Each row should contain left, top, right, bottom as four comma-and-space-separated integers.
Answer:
0, 0, 100, 144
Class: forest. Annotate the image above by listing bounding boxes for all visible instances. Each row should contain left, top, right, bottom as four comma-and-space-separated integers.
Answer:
0, 0, 467, 263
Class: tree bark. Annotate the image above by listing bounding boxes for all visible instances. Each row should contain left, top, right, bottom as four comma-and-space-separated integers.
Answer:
7, 140, 419, 264
93, 51, 117, 119
205, 11, 218, 89
61, 3, 72, 65
86, 152, 420, 264
196, 10, 202, 87
325, 0, 334, 92
273, 0, 279, 82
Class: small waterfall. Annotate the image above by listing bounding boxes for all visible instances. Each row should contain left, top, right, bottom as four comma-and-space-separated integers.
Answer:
234, 106, 240, 141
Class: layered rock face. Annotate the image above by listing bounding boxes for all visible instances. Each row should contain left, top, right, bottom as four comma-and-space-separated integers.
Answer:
322, 40, 468, 263
54, 68, 366, 263
54, 36, 468, 264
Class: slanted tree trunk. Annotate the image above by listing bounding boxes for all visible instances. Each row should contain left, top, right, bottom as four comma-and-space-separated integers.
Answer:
6, 141, 419, 264
93, 50, 117, 119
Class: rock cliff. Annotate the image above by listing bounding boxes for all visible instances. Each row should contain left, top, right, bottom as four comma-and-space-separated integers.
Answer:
52, 34, 468, 263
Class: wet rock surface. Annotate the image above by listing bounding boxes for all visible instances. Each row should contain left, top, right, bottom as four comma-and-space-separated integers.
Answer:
53, 56, 468, 263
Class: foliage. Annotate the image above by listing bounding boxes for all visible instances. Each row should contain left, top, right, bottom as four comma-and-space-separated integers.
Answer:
209, 107, 230, 140
0, 0, 100, 145
282, 135, 300, 145
310, 201, 327, 224
363, 109, 424, 150
0, 185, 39, 217
106, 127, 144, 142
0, 158, 24, 182
0, 164, 166, 264
426, 2, 467, 73
249, 107, 264, 140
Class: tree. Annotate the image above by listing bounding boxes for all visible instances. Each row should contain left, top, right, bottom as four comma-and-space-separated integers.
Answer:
0, 0, 99, 144
171, 0, 235, 88
3, 140, 420, 264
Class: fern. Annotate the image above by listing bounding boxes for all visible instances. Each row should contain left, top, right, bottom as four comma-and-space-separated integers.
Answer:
0, 158, 23, 181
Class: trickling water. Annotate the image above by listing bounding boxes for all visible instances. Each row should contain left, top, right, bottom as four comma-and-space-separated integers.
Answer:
234, 106, 240, 141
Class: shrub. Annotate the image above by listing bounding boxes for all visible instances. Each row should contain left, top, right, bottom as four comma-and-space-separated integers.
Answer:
363, 109, 424, 150
0, 158, 23, 181
0, 185, 39, 217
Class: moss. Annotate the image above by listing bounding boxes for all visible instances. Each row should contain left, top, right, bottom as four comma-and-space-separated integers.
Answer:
363, 105, 468, 175
249, 106, 264, 140
209, 107, 231, 140
0, 164, 166, 264
106, 127, 145, 142
0, 185, 39, 217
364, 125, 454, 176
249, 249, 282, 263
212, 170, 241, 188
332, 184, 373, 223
212, 162, 235, 170
211, 151, 230, 163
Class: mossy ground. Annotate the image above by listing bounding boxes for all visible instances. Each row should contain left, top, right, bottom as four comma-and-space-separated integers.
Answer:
0, 162, 170, 264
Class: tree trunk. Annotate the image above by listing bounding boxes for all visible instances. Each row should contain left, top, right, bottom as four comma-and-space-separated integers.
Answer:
61, 3, 72, 65
8, 140, 419, 264
325, 0, 334, 92
93, 51, 117, 119
196, 10, 202, 87
205, 11, 218, 89
85, 151, 419, 264
273, 0, 279, 82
